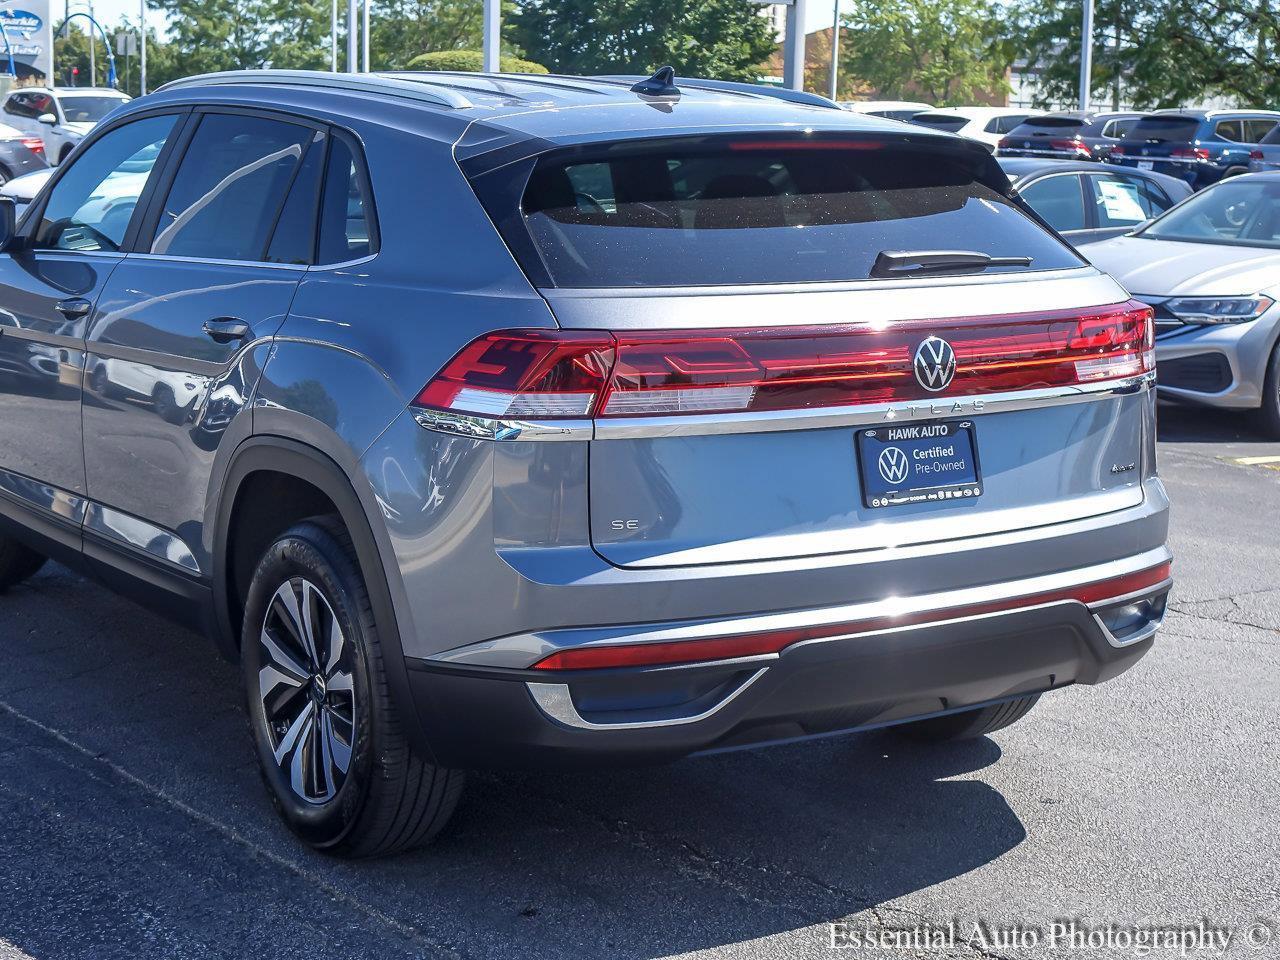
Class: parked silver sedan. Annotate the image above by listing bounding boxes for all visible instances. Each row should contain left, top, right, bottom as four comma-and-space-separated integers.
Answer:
1086, 172, 1280, 432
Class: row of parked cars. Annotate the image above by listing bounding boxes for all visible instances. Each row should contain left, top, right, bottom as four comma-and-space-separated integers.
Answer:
845, 100, 1280, 186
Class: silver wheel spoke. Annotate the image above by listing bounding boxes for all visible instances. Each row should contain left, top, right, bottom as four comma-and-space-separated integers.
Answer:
289, 711, 317, 798
318, 712, 338, 795
325, 616, 344, 676
271, 582, 312, 665
273, 700, 314, 765
299, 581, 321, 668
327, 669, 353, 694
324, 709, 352, 774
260, 629, 309, 684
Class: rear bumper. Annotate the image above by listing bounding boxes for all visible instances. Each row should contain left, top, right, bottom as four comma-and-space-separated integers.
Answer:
406, 550, 1170, 769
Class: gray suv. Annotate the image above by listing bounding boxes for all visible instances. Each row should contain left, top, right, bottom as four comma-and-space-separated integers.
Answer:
0, 69, 1171, 857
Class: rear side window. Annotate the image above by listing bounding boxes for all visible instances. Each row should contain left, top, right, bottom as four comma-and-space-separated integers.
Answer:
986, 115, 1028, 134
1125, 116, 1201, 142
1088, 174, 1169, 228
1215, 120, 1244, 142
910, 114, 969, 133
1101, 118, 1137, 139
265, 129, 327, 265
1020, 175, 1086, 232
512, 136, 1081, 288
317, 134, 375, 263
149, 114, 313, 261
1243, 119, 1277, 143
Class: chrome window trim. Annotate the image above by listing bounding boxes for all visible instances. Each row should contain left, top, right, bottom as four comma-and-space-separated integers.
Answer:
125, 251, 310, 272
414, 373, 1154, 442
526, 668, 769, 731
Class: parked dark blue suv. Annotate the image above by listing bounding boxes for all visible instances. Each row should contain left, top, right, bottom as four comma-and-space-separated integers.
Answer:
1110, 110, 1280, 190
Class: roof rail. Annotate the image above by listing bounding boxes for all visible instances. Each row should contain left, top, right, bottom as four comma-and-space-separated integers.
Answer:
157, 70, 474, 109
593, 74, 843, 110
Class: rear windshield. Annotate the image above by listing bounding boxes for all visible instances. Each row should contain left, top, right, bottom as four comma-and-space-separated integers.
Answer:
909, 114, 969, 133
513, 137, 1080, 288
1011, 116, 1085, 133
1124, 116, 1200, 141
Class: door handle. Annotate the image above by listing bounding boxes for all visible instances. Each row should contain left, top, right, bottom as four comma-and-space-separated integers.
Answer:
202, 317, 252, 344
55, 298, 92, 320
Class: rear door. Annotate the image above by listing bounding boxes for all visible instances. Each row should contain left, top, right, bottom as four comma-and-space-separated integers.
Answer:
1017, 173, 1090, 242
82, 109, 324, 574
468, 133, 1150, 569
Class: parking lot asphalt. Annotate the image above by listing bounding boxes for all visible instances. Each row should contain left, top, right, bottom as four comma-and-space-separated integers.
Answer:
0, 404, 1277, 960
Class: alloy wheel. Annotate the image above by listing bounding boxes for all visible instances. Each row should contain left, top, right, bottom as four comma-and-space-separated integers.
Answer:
257, 577, 357, 804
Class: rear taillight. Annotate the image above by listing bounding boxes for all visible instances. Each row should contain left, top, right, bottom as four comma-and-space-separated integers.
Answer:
19, 136, 43, 155
1171, 146, 1211, 161
997, 136, 1013, 149
1110, 145, 1126, 155
531, 561, 1173, 670
1049, 137, 1090, 156
412, 302, 1155, 420
1251, 150, 1265, 161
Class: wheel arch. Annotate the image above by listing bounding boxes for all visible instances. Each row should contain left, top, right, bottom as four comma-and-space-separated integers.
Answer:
212, 434, 437, 762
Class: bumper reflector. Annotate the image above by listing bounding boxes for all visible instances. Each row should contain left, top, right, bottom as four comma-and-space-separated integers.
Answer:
531, 562, 1172, 671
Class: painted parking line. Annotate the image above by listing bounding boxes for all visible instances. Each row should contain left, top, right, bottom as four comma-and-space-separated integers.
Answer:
1228, 455, 1280, 468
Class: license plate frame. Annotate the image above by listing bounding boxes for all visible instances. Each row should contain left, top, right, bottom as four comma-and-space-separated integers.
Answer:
856, 420, 983, 509
1136, 160, 1154, 170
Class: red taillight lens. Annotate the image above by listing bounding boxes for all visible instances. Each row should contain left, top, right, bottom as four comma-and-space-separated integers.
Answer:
413, 330, 614, 418
412, 302, 1154, 420
1110, 145, 1125, 155
531, 562, 1172, 670
998, 137, 1013, 149
1171, 146, 1211, 161
1048, 138, 1090, 156
1251, 150, 1265, 161
19, 136, 44, 155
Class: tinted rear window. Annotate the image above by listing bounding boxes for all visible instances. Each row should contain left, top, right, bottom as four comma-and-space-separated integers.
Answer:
1011, 116, 1085, 134
909, 114, 969, 133
514, 137, 1081, 288
1125, 116, 1201, 141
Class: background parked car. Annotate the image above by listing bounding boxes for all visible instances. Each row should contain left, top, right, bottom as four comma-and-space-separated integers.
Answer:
0, 122, 48, 184
1, 87, 131, 166
1000, 157, 1191, 246
1085, 172, 1280, 433
1109, 110, 1280, 190
0, 168, 51, 218
908, 107, 1033, 151
839, 100, 932, 121
1248, 123, 1280, 172
997, 111, 1143, 161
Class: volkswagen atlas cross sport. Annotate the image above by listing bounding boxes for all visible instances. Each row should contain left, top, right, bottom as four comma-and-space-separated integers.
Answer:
0, 68, 1171, 858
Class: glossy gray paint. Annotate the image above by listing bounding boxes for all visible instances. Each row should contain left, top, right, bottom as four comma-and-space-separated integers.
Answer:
0, 71, 1170, 765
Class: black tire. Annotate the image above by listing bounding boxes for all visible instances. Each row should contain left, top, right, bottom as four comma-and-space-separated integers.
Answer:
1258, 341, 1280, 439
0, 166, 11, 186
241, 516, 464, 857
151, 383, 183, 424
58, 145, 73, 166
1223, 165, 1249, 179
893, 695, 1040, 743
0, 534, 47, 591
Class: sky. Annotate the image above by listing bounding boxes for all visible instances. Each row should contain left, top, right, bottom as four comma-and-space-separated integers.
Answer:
71, 0, 842, 38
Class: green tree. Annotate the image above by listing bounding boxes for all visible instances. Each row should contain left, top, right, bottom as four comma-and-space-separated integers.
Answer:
372, 0, 523, 70
1014, 0, 1280, 109
838, 0, 1015, 105
146, 0, 331, 75
406, 49, 547, 72
510, 0, 776, 82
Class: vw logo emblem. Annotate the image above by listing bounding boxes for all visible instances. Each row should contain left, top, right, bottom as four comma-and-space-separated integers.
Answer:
914, 336, 957, 392
877, 446, 910, 485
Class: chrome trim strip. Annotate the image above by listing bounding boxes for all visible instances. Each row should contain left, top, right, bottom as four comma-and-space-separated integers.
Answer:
84, 503, 201, 574
526, 668, 769, 730
1089, 577, 1172, 648
125, 252, 309, 272
433, 546, 1173, 668
0, 467, 87, 524
412, 409, 592, 442
591, 373, 1154, 440
412, 374, 1154, 443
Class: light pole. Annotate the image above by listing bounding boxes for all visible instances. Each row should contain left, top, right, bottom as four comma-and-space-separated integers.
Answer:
345, 0, 356, 71
330, 0, 337, 71
361, 0, 369, 71
58, 12, 117, 88
783, 0, 808, 91
138, 0, 146, 94
1078, 0, 1094, 111
482, 0, 499, 72
828, 0, 840, 101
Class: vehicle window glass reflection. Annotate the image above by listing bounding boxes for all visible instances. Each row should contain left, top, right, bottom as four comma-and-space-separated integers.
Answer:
151, 114, 312, 261
34, 114, 176, 253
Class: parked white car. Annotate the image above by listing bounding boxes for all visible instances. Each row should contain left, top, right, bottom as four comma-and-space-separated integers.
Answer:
909, 107, 1034, 152
1, 87, 130, 166
839, 100, 932, 122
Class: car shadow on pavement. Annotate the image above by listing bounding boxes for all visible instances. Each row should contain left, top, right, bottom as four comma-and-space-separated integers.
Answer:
0, 564, 1027, 960
1157, 402, 1270, 443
